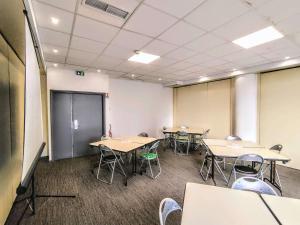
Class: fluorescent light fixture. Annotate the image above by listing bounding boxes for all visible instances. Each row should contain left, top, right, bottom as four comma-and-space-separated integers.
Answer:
53, 63, 58, 67
158, 78, 162, 81
285, 56, 290, 60
53, 49, 58, 53
97, 69, 101, 73
232, 26, 284, 49
128, 51, 160, 64
50, 17, 60, 25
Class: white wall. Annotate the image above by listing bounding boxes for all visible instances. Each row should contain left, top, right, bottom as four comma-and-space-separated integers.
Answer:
22, 21, 44, 180
109, 79, 173, 138
47, 68, 109, 160
234, 74, 258, 142
46, 68, 173, 160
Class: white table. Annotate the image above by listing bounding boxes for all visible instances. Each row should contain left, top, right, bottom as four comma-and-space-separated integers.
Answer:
261, 194, 300, 225
202, 139, 290, 194
181, 183, 279, 225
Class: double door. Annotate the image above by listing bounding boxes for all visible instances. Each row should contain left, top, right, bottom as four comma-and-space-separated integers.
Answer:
51, 91, 104, 160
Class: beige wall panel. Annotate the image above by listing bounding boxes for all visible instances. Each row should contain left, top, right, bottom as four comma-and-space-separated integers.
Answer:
174, 83, 207, 129
206, 80, 231, 138
260, 68, 300, 169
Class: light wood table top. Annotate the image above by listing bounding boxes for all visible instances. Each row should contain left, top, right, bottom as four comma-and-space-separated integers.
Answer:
207, 145, 290, 162
89, 137, 157, 153
181, 183, 279, 225
203, 138, 264, 148
262, 194, 300, 225
163, 127, 204, 135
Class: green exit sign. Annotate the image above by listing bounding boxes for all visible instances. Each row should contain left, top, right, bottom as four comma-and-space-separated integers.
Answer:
75, 70, 85, 76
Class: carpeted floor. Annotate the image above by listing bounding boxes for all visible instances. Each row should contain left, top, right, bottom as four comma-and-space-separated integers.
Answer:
6, 147, 300, 225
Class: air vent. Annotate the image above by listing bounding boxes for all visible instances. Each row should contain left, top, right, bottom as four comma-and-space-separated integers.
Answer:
84, 0, 129, 19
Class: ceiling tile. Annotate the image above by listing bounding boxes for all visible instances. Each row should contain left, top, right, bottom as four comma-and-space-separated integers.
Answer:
200, 58, 228, 68
102, 70, 126, 78
151, 57, 178, 67
42, 44, 68, 56
144, 0, 205, 18
66, 57, 94, 67
184, 64, 209, 73
111, 30, 152, 50
38, 27, 70, 47
184, 53, 213, 64
70, 36, 107, 54
158, 21, 205, 46
256, 0, 300, 23
32, 1, 74, 33
92, 56, 124, 69
142, 40, 177, 56
114, 61, 140, 73
213, 11, 271, 41
243, 0, 272, 8
168, 61, 195, 70
185, 33, 226, 52
73, 15, 120, 43
124, 4, 177, 37
68, 49, 98, 63
184, 0, 250, 31
44, 53, 66, 63
165, 47, 196, 60
103, 44, 134, 59
35, 0, 77, 12
206, 42, 242, 58
275, 14, 300, 36
249, 38, 297, 55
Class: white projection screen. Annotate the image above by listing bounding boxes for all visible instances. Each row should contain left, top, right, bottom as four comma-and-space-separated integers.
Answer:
22, 21, 43, 180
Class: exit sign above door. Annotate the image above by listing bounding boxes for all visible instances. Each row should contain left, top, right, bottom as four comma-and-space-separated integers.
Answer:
75, 70, 85, 76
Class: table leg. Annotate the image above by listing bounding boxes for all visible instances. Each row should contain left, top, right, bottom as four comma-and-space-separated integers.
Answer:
264, 161, 282, 195
210, 155, 216, 186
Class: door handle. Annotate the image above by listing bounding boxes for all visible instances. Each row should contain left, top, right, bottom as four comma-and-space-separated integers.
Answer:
74, 120, 79, 130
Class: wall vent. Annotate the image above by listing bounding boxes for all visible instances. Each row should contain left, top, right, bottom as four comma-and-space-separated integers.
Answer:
84, 0, 129, 19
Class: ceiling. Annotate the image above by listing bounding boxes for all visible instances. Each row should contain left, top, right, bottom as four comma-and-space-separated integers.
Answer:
32, 0, 300, 84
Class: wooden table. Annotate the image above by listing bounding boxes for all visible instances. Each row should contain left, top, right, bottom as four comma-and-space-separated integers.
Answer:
261, 194, 300, 225
202, 139, 290, 194
90, 136, 157, 186
181, 183, 279, 225
162, 127, 204, 135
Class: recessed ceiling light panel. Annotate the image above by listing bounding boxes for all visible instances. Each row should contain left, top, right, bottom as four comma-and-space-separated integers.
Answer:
128, 51, 160, 64
232, 26, 284, 49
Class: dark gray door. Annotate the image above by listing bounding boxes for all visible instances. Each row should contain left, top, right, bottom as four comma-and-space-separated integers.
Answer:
72, 94, 103, 157
51, 93, 73, 160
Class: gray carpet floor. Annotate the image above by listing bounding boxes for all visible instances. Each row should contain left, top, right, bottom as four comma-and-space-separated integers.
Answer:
6, 147, 300, 225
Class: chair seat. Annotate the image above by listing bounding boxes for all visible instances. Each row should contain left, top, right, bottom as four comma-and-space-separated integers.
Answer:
176, 139, 189, 143
102, 154, 120, 162
207, 156, 224, 162
234, 165, 258, 174
141, 152, 158, 160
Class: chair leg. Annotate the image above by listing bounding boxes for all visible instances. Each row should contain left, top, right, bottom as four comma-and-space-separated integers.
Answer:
223, 159, 226, 170
148, 159, 154, 179
227, 167, 234, 186
117, 158, 126, 177
155, 157, 161, 179
215, 161, 228, 183
97, 154, 103, 179
139, 159, 145, 171
109, 161, 116, 184
275, 169, 282, 189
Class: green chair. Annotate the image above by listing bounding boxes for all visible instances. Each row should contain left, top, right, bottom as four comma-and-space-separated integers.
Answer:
139, 141, 161, 179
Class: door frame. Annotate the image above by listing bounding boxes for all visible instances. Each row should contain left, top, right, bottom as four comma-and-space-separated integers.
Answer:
50, 90, 106, 160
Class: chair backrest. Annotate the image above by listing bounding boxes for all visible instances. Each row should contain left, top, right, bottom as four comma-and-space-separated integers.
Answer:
232, 177, 277, 196
225, 135, 242, 141
202, 129, 210, 138
233, 154, 264, 176
99, 145, 117, 158
138, 132, 149, 137
270, 144, 283, 152
180, 125, 189, 129
176, 131, 188, 137
159, 198, 182, 225
149, 141, 160, 152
